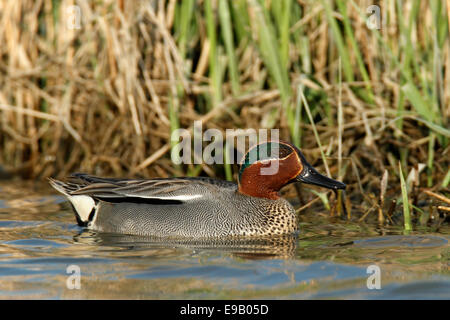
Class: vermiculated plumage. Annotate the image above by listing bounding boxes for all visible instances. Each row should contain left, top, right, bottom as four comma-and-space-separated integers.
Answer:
50, 173, 298, 238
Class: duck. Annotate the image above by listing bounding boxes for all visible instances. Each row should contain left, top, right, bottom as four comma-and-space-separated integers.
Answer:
49, 141, 345, 238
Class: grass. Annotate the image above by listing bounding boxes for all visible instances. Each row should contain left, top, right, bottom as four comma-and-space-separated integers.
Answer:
0, 0, 449, 229
399, 162, 412, 232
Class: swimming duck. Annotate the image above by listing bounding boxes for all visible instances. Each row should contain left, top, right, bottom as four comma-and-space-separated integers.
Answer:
49, 141, 345, 238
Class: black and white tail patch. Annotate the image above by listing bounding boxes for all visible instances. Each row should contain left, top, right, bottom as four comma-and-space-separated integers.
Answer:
68, 195, 98, 226
49, 178, 98, 226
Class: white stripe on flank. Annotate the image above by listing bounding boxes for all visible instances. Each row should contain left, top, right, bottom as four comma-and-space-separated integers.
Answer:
68, 195, 95, 222
146, 194, 203, 201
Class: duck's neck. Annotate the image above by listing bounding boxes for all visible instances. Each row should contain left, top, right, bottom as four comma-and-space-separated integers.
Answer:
238, 180, 280, 200
238, 161, 285, 200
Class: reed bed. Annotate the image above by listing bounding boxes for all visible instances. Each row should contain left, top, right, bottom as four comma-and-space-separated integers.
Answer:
0, 0, 449, 229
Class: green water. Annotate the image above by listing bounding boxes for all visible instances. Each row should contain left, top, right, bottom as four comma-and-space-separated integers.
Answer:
0, 180, 448, 299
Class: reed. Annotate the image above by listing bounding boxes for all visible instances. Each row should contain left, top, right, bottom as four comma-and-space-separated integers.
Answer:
399, 162, 413, 232
0, 0, 448, 225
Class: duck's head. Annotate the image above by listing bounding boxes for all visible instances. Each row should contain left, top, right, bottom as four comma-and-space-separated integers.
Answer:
238, 141, 346, 200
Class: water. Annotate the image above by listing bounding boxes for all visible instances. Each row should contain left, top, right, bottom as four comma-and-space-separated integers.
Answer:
0, 180, 448, 299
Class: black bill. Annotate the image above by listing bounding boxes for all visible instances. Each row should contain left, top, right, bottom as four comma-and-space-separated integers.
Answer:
296, 165, 346, 190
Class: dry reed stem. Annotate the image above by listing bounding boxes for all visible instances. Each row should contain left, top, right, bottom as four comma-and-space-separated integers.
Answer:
424, 190, 450, 205
0, 1, 447, 225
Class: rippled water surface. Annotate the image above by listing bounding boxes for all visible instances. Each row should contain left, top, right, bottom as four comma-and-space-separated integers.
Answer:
0, 181, 448, 299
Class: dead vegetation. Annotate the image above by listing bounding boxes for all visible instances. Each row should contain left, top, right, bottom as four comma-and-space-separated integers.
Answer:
0, 0, 448, 227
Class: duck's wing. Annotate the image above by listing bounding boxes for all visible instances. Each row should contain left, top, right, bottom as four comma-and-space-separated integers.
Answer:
49, 173, 237, 226
50, 173, 236, 203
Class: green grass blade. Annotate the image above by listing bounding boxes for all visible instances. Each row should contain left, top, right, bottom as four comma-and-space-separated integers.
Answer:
427, 133, 435, 187
310, 190, 330, 211
248, 0, 291, 115
399, 162, 412, 232
229, 0, 250, 44
321, 0, 354, 83
401, 83, 438, 124
223, 144, 233, 181
442, 169, 450, 188
335, 0, 373, 103
205, 0, 222, 107
177, 0, 195, 59
219, 0, 240, 96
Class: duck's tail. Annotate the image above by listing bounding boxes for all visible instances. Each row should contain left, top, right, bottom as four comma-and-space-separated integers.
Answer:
48, 178, 97, 226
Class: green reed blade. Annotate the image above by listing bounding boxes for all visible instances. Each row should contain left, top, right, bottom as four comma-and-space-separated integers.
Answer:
219, 0, 240, 96
442, 169, 450, 188
205, 0, 222, 107
399, 162, 412, 232
248, 0, 292, 120
177, 0, 195, 59
321, 0, 354, 83
336, 0, 374, 103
